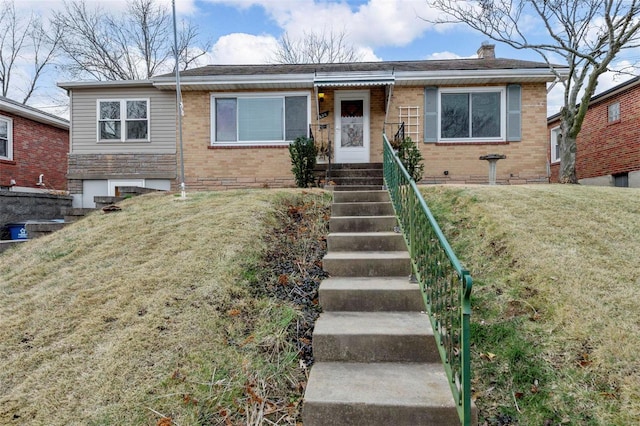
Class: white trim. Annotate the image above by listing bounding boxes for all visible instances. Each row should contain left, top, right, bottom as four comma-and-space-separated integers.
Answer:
96, 98, 150, 142
209, 91, 311, 146
0, 115, 13, 161
437, 86, 506, 142
550, 126, 561, 164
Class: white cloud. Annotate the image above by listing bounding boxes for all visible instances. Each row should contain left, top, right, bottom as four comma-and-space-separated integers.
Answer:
210, 33, 279, 64
424, 51, 474, 60
200, 0, 443, 56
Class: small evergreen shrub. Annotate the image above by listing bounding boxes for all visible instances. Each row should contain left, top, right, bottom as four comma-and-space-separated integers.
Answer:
289, 136, 318, 188
397, 137, 424, 182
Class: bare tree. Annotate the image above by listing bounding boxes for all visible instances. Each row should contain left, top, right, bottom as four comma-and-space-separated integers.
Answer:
427, 0, 640, 183
273, 28, 362, 64
0, 0, 60, 104
53, 0, 209, 81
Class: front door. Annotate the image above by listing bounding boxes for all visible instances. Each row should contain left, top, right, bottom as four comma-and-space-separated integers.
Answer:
334, 90, 370, 163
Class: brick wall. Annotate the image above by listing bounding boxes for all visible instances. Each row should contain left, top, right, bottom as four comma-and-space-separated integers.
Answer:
182, 83, 550, 190
548, 83, 640, 184
0, 112, 68, 190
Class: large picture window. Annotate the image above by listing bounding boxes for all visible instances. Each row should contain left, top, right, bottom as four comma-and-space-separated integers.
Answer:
98, 99, 149, 142
0, 116, 12, 160
211, 93, 309, 145
440, 89, 504, 141
425, 86, 518, 143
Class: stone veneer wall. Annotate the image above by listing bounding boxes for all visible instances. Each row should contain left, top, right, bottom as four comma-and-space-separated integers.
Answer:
67, 153, 177, 192
0, 191, 72, 239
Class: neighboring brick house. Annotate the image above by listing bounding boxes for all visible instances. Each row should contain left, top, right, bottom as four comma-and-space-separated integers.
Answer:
0, 96, 69, 192
59, 44, 564, 204
548, 76, 640, 187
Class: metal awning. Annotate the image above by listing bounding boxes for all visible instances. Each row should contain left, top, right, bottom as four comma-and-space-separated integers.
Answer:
314, 71, 395, 88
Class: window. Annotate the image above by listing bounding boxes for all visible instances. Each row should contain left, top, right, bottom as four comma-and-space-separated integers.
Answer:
608, 102, 620, 122
614, 173, 629, 187
425, 86, 519, 143
550, 126, 561, 163
440, 89, 503, 140
0, 116, 12, 160
98, 99, 149, 141
211, 93, 309, 145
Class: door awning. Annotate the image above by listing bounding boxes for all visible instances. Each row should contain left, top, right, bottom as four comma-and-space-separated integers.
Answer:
314, 71, 395, 88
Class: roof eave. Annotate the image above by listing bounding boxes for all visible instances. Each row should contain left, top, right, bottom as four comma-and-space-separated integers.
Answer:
57, 79, 155, 90
396, 68, 563, 85
152, 73, 316, 90
0, 98, 69, 129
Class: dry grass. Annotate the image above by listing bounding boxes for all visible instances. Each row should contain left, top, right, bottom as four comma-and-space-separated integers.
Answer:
420, 184, 640, 425
0, 189, 329, 425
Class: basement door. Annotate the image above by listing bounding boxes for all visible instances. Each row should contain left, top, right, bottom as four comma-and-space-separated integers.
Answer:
334, 90, 370, 163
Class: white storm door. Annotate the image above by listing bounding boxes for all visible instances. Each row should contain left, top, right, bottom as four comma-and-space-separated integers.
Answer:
334, 90, 370, 163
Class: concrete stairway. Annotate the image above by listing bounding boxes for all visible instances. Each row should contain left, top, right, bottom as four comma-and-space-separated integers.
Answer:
326, 163, 384, 191
303, 184, 463, 425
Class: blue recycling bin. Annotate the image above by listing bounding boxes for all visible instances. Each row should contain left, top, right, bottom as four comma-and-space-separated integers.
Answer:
7, 222, 28, 240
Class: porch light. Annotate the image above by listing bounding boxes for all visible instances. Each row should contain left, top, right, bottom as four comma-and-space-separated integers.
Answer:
318, 92, 325, 102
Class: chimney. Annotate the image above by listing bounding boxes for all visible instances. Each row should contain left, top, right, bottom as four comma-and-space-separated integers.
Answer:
477, 42, 495, 59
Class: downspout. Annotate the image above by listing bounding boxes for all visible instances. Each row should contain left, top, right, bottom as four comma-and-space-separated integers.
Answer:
383, 68, 395, 135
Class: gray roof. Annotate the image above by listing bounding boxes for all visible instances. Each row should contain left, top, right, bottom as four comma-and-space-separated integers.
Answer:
163, 58, 557, 78
59, 56, 567, 91
0, 96, 69, 129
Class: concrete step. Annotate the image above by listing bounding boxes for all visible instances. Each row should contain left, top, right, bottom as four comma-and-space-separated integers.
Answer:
328, 232, 406, 252
331, 177, 384, 187
332, 184, 385, 191
332, 201, 394, 217
329, 216, 397, 233
323, 251, 411, 277
313, 311, 438, 363
330, 163, 383, 170
329, 169, 383, 178
24, 221, 66, 239
303, 362, 461, 426
63, 207, 95, 223
333, 190, 390, 203
319, 277, 423, 312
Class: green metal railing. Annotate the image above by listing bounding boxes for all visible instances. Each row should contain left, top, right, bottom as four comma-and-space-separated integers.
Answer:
383, 133, 473, 425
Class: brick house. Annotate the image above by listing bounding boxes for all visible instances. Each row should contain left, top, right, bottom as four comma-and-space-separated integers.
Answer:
548, 76, 640, 187
59, 44, 564, 205
0, 96, 69, 192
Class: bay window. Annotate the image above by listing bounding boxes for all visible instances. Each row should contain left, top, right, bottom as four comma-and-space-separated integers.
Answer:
211, 93, 309, 145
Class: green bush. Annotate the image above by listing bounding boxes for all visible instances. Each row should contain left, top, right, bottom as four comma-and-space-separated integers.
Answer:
397, 137, 424, 182
289, 136, 318, 188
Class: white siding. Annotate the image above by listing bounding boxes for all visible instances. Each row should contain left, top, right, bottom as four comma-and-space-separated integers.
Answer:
70, 87, 176, 154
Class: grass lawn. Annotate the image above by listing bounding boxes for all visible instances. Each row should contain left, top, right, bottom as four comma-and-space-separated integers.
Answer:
0, 189, 330, 425
420, 184, 640, 425
2, 184, 638, 425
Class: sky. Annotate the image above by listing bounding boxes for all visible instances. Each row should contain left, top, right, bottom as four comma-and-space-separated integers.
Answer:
11, 0, 640, 118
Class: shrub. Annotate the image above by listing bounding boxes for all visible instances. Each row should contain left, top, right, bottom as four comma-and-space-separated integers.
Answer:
289, 136, 318, 188
397, 137, 424, 182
